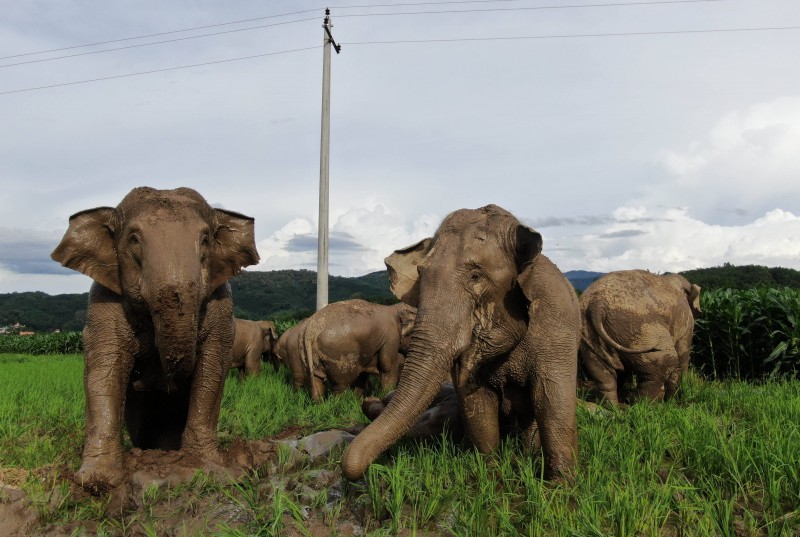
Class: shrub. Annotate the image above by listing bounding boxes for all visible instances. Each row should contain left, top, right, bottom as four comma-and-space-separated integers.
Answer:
692, 287, 800, 379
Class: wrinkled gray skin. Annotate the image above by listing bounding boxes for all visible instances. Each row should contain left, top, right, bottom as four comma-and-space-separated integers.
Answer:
297, 300, 417, 401
341, 205, 581, 481
230, 319, 278, 377
273, 318, 309, 387
579, 270, 701, 405
362, 381, 464, 442
51, 187, 259, 491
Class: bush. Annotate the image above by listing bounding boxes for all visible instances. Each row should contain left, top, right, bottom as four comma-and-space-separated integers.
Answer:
692, 287, 800, 379
0, 332, 83, 355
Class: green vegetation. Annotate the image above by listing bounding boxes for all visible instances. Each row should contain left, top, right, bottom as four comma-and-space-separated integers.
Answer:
0, 331, 83, 354
682, 263, 800, 291
693, 287, 800, 379
0, 269, 394, 332
2, 354, 798, 536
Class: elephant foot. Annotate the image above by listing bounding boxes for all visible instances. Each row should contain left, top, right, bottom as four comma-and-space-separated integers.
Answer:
75, 457, 124, 494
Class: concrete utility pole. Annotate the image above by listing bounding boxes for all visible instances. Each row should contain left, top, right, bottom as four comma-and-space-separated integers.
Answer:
316, 8, 340, 311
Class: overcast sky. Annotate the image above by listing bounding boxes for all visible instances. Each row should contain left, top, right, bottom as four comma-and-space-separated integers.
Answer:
1, 0, 799, 295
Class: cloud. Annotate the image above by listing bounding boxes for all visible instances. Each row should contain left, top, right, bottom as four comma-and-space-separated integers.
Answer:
551, 206, 800, 274
255, 204, 439, 276
650, 96, 800, 224
0, 228, 72, 275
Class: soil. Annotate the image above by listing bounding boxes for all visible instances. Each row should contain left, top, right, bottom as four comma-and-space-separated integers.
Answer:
0, 432, 430, 537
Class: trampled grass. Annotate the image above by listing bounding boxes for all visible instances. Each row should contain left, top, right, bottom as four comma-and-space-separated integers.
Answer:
1, 354, 798, 536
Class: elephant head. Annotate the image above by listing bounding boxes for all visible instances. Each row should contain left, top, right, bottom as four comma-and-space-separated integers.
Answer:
665, 274, 702, 319
51, 187, 259, 384
258, 320, 280, 370
393, 303, 417, 354
342, 204, 544, 480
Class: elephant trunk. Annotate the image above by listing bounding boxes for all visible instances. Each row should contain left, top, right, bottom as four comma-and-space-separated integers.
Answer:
342, 305, 465, 480
150, 282, 202, 383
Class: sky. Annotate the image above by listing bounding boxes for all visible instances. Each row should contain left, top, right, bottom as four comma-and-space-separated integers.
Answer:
1, 0, 799, 295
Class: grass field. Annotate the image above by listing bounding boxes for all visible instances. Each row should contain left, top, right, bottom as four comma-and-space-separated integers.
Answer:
1, 353, 799, 536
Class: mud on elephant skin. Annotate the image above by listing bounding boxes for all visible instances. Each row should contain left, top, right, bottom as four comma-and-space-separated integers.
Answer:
51, 186, 259, 492
297, 300, 417, 401
579, 270, 701, 405
230, 319, 278, 377
341, 204, 581, 481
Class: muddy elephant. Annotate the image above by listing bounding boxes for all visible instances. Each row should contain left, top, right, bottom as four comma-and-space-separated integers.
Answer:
273, 318, 309, 386
341, 204, 581, 481
297, 300, 417, 401
362, 381, 464, 442
579, 270, 701, 405
51, 187, 259, 491
230, 319, 278, 377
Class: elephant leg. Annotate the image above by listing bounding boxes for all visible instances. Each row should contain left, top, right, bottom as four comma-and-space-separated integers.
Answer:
77, 312, 135, 490
582, 347, 620, 405
664, 369, 682, 401
377, 348, 402, 391
308, 375, 326, 402
460, 385, 500, 453
244, 349, 261, 377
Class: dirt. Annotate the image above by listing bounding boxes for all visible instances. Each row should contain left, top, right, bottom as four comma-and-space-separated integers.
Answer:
0, 432, 438, 537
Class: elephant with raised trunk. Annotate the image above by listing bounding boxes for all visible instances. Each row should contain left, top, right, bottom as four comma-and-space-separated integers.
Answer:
230, 319, 278, 377
297, 300, 417, 400
579, 270, 701, 405
51, 187, 259, 491
341, 204, 581, 481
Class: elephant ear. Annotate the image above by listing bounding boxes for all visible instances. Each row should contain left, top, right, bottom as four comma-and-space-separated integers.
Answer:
514, 224, 544, 302
688, 283, 702, 313
50, 207, 122, 295
384, 238, 432, 307
210, 209, 260, 290
398, 305, 417, 338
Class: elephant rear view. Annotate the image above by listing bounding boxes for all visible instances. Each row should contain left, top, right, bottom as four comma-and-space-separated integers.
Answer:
51, 186, 259, 491
230, 319, 278, 377
298, 300, 417, 401
579, 270, 701, 405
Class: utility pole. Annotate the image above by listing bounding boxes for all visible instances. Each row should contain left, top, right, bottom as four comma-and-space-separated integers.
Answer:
316, 8, 340, 311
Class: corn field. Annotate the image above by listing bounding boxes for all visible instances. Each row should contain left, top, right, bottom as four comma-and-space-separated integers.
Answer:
0, 331, 82, 354
692, 286, 800, 379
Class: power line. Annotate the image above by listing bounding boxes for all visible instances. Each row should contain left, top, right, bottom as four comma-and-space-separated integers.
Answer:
0, 9, 323, 60
337, 0, 734, 18
345, 25, 800, 44
0, 18, 317, 69
2, 0, 734, 61
0, 46, 320, 96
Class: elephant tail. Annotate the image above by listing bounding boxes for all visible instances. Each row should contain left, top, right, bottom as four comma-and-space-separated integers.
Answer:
587, 309, 659, 355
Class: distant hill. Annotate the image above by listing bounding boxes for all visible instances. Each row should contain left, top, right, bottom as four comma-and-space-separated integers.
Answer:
3, 264, 799, 332
563, 270, 605, 292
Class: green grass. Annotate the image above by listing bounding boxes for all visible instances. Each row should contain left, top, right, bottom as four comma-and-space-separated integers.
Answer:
1, 355, 798, 536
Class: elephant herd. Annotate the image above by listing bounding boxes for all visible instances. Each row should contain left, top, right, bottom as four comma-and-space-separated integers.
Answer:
51, 186, 701, 491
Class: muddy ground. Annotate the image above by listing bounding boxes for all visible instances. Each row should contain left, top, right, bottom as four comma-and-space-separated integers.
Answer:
0, 426, 436, 537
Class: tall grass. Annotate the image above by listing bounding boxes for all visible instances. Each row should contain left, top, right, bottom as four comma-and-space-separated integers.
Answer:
0, 332, 82, 354
2, 355, 798, 536
693, 287, 800, 379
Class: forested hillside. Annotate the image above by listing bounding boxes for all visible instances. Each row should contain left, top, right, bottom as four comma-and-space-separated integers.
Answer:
3, 264, 799, 332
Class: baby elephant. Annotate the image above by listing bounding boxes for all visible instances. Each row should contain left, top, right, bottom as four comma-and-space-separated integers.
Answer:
230, 319, 278, 377
580, 270, 701, 405
297, 300, 417, 401
362, 381, 464, 442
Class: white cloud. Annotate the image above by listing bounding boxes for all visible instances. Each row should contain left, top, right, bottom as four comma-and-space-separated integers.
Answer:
552, 206, 800, 274
652, 96, 800, 222
255, 204, 439, 276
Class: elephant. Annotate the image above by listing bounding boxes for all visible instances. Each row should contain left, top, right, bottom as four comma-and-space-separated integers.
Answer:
362, 381, 464, 442
229, 319, 278, 377
273, 317, 309, 387
297, 300, 417, 401
579, 270, 701, 405
50, 186, 259, 491
341, 204, 581, 481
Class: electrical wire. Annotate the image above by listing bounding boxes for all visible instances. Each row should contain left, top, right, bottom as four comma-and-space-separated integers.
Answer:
345, 25, 800, 45
0, 46, 320, 96
0, 18, 317, 69
1, 0, 735, 61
